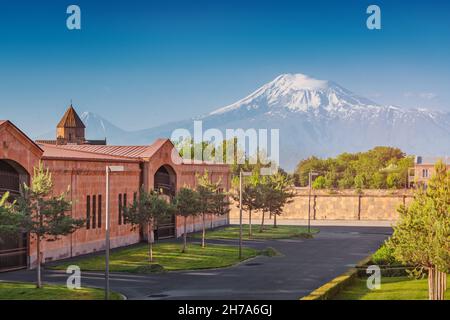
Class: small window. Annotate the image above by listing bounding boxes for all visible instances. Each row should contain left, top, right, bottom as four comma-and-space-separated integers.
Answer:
422, 169, 429, 178
92, 195, 96, 229
86, 195, 91, 229
98, 195, 102, 228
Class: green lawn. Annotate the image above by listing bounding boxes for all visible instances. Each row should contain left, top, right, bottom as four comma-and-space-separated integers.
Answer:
0, 282, 122, 300
51, 242, 259, 273
193, 224, 318, 240
334, 275, 450, 300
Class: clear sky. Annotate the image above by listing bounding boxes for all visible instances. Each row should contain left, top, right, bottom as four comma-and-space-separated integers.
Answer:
1, 0, 449, 137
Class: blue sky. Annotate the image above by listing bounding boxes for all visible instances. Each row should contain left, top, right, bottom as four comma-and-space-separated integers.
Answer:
1, 0, 449, 137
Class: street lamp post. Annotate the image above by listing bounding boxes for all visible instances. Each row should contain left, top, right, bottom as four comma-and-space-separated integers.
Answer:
105, 165, 124, 300
239, 170, 252, 260
308, 171, 318, 234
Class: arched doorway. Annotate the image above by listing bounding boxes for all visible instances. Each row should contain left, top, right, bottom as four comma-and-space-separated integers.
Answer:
153, 165, 176, 239
0, 160, 29, 272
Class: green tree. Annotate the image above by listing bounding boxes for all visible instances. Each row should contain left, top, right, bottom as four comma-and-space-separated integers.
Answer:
386, 172, 400, 189
259, 173, 295, 230
0, 192, 25, 235
371, 172, 385, 189
210, 186, 231, 229
339, 169, 354, 189
172, 188, 201, 253
231, 172, 264, 238
312, 176, 326, 189
16, 162, 84, 288
354, 174, 365, 190
196, 171, 223, 248
270, 173, 295, 228
295, 147, 413, 190
387, 161, 449, 300
123, 188, 173, 262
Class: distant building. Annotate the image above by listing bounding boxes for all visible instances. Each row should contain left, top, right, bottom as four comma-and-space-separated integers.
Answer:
413, 155, 450, 187
35, 105, 106, 145
1, 106, 230, 272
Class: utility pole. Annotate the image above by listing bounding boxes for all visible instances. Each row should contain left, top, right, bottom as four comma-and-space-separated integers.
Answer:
308, 171, 318, 234
105, 166, 124, 300
239, 170, 243, 260
239, 170, 252, 260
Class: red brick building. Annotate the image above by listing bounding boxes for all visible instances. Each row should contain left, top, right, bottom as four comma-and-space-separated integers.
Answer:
0, 107, 230, 271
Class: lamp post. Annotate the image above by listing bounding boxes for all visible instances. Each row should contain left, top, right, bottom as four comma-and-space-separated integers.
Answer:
239, 170, 252, 259
308, 171, 318, 234
105, 165, 124, 300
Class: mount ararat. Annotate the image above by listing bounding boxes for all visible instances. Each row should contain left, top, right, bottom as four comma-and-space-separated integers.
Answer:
38, 74, 450, 171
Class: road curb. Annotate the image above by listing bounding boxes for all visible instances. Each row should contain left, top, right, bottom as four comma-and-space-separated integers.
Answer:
300, 255, 372, 300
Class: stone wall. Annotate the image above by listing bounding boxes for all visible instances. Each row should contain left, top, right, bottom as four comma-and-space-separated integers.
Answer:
230, 189, 413, 222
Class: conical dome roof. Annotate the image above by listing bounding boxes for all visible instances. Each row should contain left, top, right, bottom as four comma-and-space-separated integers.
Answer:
57, 105, 85, 128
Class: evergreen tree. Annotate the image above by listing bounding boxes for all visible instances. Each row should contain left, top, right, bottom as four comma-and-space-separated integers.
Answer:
196, 171, 222, 248
16, 162, 84, 288
172, 188, 201, 253
123, 188, 173, 262
387, 160, 449, 300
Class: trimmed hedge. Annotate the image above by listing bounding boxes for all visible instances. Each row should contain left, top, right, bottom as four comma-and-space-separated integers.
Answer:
301, 256, 372, 300
301, 268, 358, 300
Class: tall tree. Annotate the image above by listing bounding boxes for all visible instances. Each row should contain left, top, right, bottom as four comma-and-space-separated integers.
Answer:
210, 185, 231, 230
196, 171, 223, 248
269, 173, 295, 228
172, 187, 201, 253
295, 146, 413, 190
234, 175, 263, 238
387, 160, 449, 300
16, 162, 84, 288
123, 188, 173, 262
258, 173, 295, 231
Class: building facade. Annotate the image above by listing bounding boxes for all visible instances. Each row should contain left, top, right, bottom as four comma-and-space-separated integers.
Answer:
0, 107, 230, 272
413, 155, 450, 187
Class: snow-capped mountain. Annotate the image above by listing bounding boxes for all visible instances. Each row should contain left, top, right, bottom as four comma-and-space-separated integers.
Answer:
36, 74, 450, 171
79, 111, 129, 144
187, 73, 450, 170
210, 73, 379, 116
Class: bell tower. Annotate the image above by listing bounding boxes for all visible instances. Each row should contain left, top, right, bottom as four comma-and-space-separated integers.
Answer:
56, 105, 86, 145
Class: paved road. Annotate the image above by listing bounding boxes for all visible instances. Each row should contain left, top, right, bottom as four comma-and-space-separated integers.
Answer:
0, 226, 392, 300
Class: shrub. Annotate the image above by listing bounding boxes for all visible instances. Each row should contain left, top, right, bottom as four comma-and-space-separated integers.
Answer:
371, 244, 398, 265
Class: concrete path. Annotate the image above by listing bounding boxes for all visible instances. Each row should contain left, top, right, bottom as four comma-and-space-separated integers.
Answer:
0, 226, 392, 300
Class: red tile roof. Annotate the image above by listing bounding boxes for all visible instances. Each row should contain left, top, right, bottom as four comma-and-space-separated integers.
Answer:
39, 143, 140, 162
56, 138, 169, 159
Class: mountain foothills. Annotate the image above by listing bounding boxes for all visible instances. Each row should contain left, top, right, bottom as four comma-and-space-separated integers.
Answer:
37, 74, 450, 171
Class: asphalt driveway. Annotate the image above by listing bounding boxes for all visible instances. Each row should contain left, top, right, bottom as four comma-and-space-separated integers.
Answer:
0, 226, 392, 300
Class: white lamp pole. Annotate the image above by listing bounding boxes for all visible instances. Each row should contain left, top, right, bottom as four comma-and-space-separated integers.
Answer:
308, 171, 318, 234
105, 165, 124, 300
239, 170, 252, 259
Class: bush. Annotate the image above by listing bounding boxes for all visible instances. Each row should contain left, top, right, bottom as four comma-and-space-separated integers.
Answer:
371, 244, 398, 266
312, 176, 326, 189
